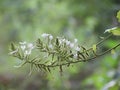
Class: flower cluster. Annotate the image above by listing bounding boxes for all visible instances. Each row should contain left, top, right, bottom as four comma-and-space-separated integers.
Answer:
41, 33, 81, 52
9, 33, 95, 73
19, 42, 34, 56
55, 37, 81, 59
41, 33, 53, 40
9, 41, 34, 58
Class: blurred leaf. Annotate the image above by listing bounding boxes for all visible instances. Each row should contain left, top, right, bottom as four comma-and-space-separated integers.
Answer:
109, 85, 119, 90
102, 80, 118, 90
111, 49, 116, 55
105, 27, 120, 36
117, 10, 120, 22
104, 39, 118, 48
92, 44, 97, 53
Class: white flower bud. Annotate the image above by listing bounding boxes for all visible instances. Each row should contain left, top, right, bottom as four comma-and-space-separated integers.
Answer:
59, 38, 66, 44
62, 39, 66, 43
66, 40, 70, 46
48, 44, 53, 49
24, 50, 31, 55
27, 43, 34, 50
49, 35, 53, 40
19, 41, 27, 51
69, 43, 74, 48
73, 53, 78, 59
74, 38, 78, 43
41, 33, 49, 38
75, 46, 81, 51
20, 45, 26, 51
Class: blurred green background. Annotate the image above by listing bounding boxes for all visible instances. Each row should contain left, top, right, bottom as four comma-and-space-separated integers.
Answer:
0, 0, 120, 90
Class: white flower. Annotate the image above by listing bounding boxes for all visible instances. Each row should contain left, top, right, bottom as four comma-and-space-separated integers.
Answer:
62, 39, 66, 42
9, 49, 18, 55
19, 41, 26, 50
27, 43, 34, 50
75, 46, 81, 51
66, 40, 70, 46
74, 38, 78, 43
73, 53, 78, 59
59, 38, 66, 44
48, 44, 53, 49
41, 33, 49, 38
24, 50, 31, 55
19, 42, 34, 56
69, 43, 74, 48
20, 45, 26, 51
49, 35, 53, 40
59, 39, 62, 44
24, 43, 34, 55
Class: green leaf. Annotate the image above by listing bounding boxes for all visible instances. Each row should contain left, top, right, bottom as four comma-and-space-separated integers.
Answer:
117, 10, 120, 22
92, 44, 97, 53
59, 65, 62, 72
14, 61, 27, 68
104, 27, 120, 36
47, 67, 51, 73
10, 42, 16, 51
111, 49, 116, 55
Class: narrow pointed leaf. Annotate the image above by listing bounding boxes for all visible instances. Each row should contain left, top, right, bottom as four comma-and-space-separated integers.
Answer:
47, 67, 51, 73
10, 42, 16, 51
59, 65, 63, 72
105, 27, 120, 36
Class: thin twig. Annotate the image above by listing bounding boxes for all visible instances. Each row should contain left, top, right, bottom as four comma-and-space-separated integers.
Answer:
45, 42, 120, 68
80, 34, 112, 53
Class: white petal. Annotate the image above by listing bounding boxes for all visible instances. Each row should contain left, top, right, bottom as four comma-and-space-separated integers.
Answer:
27, 43, 34, 50
49, 35, 53, 40
75, 46, 81, 51
73, 54, 78, 59
24, 50, 31, 55
41, 33, 49, 38
48, 44, 53, 49
20, 45, 26, 51
66, 40, 70, 46
69, 43, 74, 48
74, 39, 78, 43
62, 39, 66, 43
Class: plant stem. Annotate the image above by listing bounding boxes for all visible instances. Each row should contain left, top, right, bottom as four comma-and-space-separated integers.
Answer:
46, 42, 120, 68
80, 34, 112, 53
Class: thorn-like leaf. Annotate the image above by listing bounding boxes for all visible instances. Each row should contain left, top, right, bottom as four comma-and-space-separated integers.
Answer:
10, 42, 16, 51
52, 54, 55, 61
59, 65, 62, 72
56, 38, 59, 46
47, 67, 51, 73
78, 51, 86, 60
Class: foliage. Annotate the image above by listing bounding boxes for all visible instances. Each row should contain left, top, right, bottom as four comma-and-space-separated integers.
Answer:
9, 31, 120, 74
117, 10, 120, 22
105, 27, 120, 36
